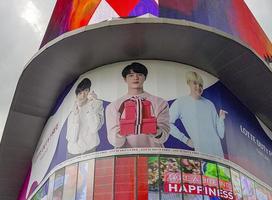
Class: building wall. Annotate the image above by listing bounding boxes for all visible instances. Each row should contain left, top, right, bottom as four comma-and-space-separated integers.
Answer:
17, 1, 272, 200
21, 61, 272, 200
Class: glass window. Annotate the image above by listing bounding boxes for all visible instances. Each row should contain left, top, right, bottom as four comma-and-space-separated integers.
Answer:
137, 156, 148, 200
93, 157, 114, 200
240, 174, 256, 200
181, 158, 202, 200
268, 191, 272, 200
218, 164, 233, 199
160, 157, 182, 200
202, 160, 220, 200
47, 173, 55, 200
255, 183, 269, 200
31, 180, 49, 200
76, 160, 95, 200
62, 163, 78, 200
230, 169, 242, 200
137, 156, 159, 200
115, 157, 136, 200
52, 168, 65, 200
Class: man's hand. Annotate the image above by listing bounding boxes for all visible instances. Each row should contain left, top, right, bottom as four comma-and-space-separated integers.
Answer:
73, 102, 80, 114
186, 138, 194, 148
219, 109, 228, 120
88, 90, 97, 100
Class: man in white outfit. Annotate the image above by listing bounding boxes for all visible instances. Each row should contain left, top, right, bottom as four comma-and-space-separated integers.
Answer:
66, 78, 104, 155
169, 71, 227, 158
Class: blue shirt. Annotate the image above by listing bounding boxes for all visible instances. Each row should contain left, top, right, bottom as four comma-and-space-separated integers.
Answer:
169, 95, 225, 157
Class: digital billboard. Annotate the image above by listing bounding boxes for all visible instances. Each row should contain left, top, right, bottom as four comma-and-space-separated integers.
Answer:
41, 0, 272, 61
24, 60, 272, 199
29, 155, 272, 200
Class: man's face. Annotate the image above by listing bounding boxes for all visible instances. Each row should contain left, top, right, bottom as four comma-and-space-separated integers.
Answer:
124, 70, 146, 90
188, 80, 203, 99
76, 88, 90, 106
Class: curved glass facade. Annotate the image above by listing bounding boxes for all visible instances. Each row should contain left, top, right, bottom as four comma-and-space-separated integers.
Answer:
30, 153, 272, 200
24, 60, 272, 200
6, 2, 271, 200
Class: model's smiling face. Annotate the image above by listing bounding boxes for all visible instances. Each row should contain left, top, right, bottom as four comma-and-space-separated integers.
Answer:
188, 80, 203, 99
124, 70, 146, 90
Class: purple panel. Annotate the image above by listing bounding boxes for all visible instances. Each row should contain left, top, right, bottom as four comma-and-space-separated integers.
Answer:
129, 0, 158, 17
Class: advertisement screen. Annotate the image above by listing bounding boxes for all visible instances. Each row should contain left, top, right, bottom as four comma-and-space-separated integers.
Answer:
241, 174, 257, 200
230, 169, 243, 200
218, 164, 233, 199
29, 154, 272, 200
76, 160, 95, 200
181, 158, 202, 200
62, 164, 78, 200
255, 183, 269, 200
160, 157, 182, 200
41, 0, 272, 62
93, 157, 114, 200
137, 156, 160, 200
52, 168, 65, 200
202, 161, 219, 200
115, 157, 136, 200
25, 61, 272, 199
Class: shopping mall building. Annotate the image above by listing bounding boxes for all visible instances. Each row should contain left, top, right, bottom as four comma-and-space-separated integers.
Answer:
1, 1, 272, 200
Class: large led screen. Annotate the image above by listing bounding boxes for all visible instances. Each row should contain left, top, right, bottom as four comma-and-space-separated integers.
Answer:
41, 0, 272, 61
29, 155, 272, 200
24, 60, 272, 199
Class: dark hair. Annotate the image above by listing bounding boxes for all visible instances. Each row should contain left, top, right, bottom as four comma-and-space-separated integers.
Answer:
75, 78, 92, 95
122, 62, 148, 78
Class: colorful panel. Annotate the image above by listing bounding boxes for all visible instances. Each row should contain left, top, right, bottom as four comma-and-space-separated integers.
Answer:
41, 0, 272, 61
202, 160, 220, 200
181, 158, 202, 200
240, 174, 257, 200
230, 169, 243, 200
218, 164, 234, 199
160, 157, 182, 200
137, 156, 160, 200
31, 181, 49, 200
147, 156, 160, 200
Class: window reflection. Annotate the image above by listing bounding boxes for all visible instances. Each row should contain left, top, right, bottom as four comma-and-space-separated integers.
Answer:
31, 155, 272, 200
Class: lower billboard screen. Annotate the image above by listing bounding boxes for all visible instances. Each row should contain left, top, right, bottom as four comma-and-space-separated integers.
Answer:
31, 155, 271, 200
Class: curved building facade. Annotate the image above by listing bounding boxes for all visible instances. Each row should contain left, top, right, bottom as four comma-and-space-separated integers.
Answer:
23, 60, 272, 200
0, 1, 272, 200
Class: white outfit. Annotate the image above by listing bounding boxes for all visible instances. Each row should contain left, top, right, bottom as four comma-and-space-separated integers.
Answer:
169, 96, 225, 157
66, 99, 104, 154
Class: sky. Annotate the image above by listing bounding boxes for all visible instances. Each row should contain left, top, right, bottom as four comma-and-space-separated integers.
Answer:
0, 0, 272, 142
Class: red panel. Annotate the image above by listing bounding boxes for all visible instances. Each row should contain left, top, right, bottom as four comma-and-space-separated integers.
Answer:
106, 0, 140, 17
137, 157, 148, 200
115, 157, 136, 200
231, 0, 272, 58
94, 158, 114, 200
69, 0, 102, 30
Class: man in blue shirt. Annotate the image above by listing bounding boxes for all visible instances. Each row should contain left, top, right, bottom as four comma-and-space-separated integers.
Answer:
169, 71, 227, 158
